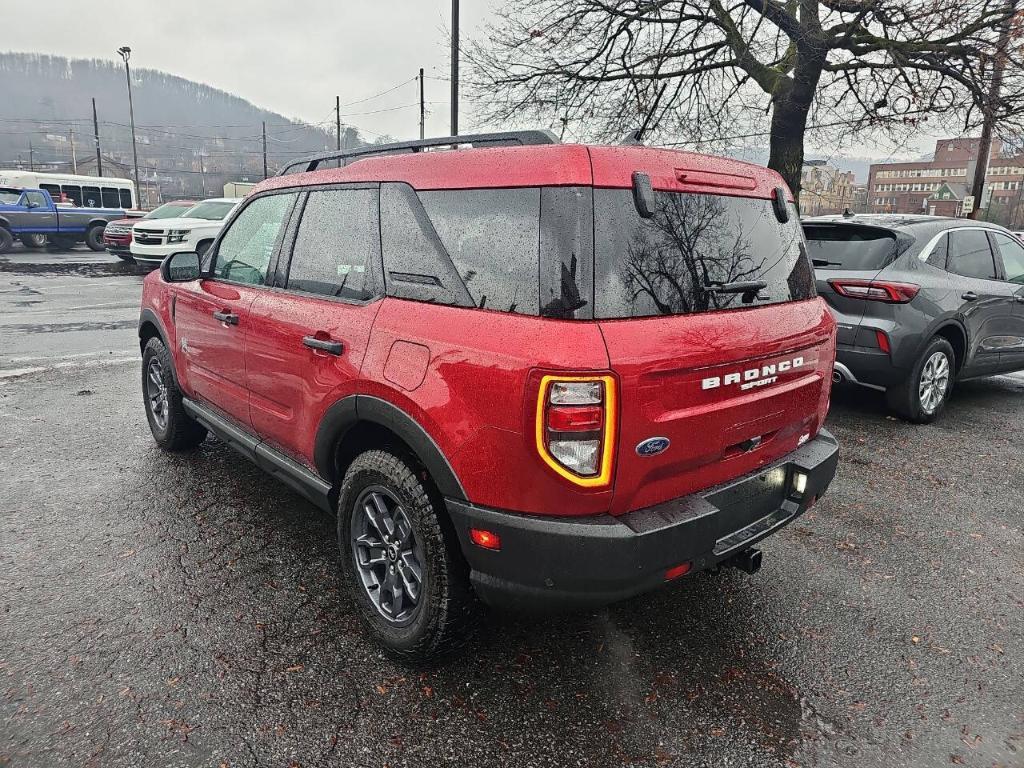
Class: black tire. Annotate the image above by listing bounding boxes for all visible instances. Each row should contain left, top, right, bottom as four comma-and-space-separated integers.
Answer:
19, 233, 47, 249
142, 337, 207, 450
338, 449, 478, 661
0, 228, 12, 254
85, 224, 106, 251
886, 336, 955, 423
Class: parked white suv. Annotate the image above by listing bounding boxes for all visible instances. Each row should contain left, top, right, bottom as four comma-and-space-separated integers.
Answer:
130, 198, 241, 266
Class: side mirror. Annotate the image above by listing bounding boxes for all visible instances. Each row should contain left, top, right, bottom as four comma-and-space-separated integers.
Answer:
160, 251, 201, 282
25, 200, 39, 209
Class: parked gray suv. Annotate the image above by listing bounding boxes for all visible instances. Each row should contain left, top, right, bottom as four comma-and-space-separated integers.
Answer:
803, 214, 1024, 423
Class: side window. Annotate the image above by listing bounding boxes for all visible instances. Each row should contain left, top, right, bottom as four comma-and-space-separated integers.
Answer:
286, 188, 379, 301
119, 189, 134, 208
102, 187, 120, 208
40, 183, 61, 201
947, 230, 996, 280
418, 188, 540, 314
992, 232, 1024, 284
926, 234, 948, 269
62, 185, 82, 206
24, 190, 48, 208
213, 193, 296, 286
82, 186, 101, 208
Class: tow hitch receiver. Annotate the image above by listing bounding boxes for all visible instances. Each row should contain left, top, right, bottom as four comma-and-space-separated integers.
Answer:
726, 547, 763, 574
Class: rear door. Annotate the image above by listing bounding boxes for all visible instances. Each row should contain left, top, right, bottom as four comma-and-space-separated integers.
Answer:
988, 230, 1024, 371
944, 228, 1017, 375
593, 187, 833, 515
246, 185, 383, 464
802, 222, 898, 348
173, 192, 297, 427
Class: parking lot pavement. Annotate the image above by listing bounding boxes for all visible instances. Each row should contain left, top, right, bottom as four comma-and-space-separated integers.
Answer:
1, 249, 1021, 768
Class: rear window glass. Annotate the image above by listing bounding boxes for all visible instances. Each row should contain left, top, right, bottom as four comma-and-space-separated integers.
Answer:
948, 229, 996, 280
594, 190, 814, 318
802, 224, 898, 271
419, 188, 540, 315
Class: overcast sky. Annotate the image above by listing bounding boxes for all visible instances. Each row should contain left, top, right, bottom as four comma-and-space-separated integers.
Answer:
4, 0, 943, 166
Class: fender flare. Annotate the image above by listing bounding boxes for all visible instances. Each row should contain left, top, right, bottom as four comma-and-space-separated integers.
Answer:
0, 216, 11, 231
314, 395, 467, 501
138, 307, 181, 388
921, 316, 970, 370
88, 218, 110, 230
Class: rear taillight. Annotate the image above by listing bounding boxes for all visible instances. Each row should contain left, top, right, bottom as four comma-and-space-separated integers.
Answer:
535, 375, 617, 487
828, 279, 920, 303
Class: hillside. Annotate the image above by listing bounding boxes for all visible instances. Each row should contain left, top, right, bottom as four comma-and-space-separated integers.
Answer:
0, 52, 367, 201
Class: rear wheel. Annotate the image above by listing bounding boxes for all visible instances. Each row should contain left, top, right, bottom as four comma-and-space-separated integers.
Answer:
19, 233, 46, 249
0, 228, 12, 254
886, 336, 954, 423
85, 224, 106, 251
338, 449, 478, 660
142, 337, 207, 450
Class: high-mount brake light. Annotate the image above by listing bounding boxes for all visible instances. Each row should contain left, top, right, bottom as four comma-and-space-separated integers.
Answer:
536, 375, 617, 487
828, 279, 920, 304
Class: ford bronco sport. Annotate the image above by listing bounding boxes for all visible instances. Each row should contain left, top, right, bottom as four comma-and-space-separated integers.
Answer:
138, 131, 839, 659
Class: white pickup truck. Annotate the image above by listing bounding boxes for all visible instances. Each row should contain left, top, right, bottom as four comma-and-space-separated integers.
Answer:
130, 197, 241, 266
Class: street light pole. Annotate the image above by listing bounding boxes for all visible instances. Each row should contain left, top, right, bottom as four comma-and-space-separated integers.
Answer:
450, 0, 459, 136
117, 46, 141, 205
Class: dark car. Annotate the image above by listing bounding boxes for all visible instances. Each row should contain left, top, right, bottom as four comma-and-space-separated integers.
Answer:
804, 213, 1024, 422
137, 131, 839, 659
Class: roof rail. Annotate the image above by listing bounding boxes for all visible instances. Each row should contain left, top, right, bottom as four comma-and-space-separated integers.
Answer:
276, 130, 560, 176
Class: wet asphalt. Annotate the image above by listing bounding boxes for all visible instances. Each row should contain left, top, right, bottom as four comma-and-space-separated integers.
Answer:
0, 246, 1021, 768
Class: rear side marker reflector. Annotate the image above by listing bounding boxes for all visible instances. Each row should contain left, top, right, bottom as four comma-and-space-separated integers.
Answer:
536, 375, 617, 487
828, 279, 920, 303
665, 562, 692, 580
469, 528, 501, 551
875, 329, 891, 354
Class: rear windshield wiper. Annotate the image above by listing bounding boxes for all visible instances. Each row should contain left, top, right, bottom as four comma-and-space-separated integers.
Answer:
812, 258, 843, 267
703, 280, 767, 295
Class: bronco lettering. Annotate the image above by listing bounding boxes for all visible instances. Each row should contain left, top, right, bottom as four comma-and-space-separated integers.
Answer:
702, 356, 806, 391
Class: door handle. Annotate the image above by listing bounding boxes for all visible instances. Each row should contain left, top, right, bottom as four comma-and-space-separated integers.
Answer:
961, 291, 979, 302
303, 335, 343, 355
1014, 295, 1024, 304
212, 309, 239, 325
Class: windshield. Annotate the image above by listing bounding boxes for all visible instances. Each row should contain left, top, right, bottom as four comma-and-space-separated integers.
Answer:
182, 201, 236, 220
594, 190, 814, 318
802, 224, 898, 271
144, 202, 194, 220
0, 188, 22, 204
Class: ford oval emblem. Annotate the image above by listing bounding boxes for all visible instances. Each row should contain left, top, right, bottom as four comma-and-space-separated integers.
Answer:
636, 437, 670, 456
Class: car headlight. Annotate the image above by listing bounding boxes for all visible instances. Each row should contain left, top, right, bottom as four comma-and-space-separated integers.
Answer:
167, 229, 191, 243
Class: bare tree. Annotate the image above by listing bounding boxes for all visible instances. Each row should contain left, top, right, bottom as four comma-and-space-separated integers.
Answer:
465, 0, 1024, 205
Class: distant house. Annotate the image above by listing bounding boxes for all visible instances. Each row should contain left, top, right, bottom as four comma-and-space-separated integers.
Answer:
800, 160, 858, 216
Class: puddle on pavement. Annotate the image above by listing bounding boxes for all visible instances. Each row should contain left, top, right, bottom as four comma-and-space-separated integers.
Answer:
0, 259, 149, 278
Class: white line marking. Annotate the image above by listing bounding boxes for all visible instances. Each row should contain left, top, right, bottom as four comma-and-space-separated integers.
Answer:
0, 355, 138, 381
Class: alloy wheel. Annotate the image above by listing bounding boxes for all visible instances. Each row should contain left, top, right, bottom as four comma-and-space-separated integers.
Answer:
918, 351, 950, 414
350, 486, 424, 625
146, 357, 169, 430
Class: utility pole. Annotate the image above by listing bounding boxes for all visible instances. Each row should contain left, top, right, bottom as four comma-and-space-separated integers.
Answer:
968, 10, 1013, 220
451, 0, 459, 135
117, 46, 141, 200
336, 95, 342, 152
419, 68, 425, 140
199, 152, 207, 198
92, 98, 103, 177
69, 128, 78, 173
28, 140, 35, 171
262, 121, 268, 179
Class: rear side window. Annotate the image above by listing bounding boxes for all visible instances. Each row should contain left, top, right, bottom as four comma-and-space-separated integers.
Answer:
102, 188, 120, 208
82, 186, 101, 208
948, 230, 996, 280
40, 183, 61, 200
594, 190, 814, 318
802, 224, 897, 271
119, 189, 133, 208
926, 234, 949, 269
61, 185, 82, 206
419, 188, 540, 314
286, 188, 379, 301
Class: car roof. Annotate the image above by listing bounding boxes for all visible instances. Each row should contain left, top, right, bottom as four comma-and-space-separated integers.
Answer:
192, 197, 241, 204
253, 144, 792, 201
803, 213, 1005, 233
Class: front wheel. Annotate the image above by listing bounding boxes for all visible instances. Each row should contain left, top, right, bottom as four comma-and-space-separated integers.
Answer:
886, 337, 955, 423
142, 337, 207, 450
20, 233, 46, 249
85, 225, 106, 251
0, 229, 12, 254
338, 450, 478, 661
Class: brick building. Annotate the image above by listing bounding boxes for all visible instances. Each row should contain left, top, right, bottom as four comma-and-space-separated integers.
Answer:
868, 137, 1024, 226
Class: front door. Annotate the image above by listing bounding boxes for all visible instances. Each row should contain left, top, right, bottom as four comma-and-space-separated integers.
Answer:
246, 185, 383, 466
989, 230, 1024, 372
15, 190, 57, 235
173, 191, 298, 427
945, 228, 1018, 375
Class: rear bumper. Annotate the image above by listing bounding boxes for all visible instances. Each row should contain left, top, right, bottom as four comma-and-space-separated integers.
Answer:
835, 343, 905, 389
446, 429, 839, 610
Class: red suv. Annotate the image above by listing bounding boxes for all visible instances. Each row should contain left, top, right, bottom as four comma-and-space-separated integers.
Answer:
138, 132, 839, 659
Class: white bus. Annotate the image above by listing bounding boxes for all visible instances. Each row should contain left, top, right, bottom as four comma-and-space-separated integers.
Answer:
0, 171, 136, 210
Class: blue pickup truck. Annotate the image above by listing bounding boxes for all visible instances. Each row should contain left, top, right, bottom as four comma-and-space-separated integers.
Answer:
0, 187, 127, 253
